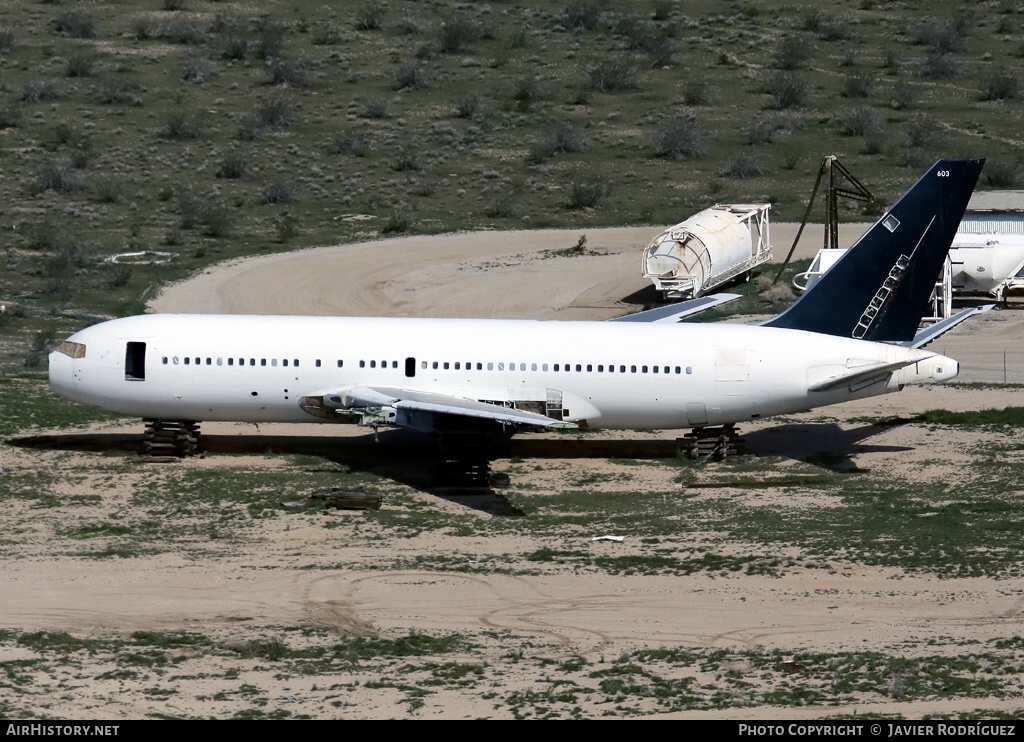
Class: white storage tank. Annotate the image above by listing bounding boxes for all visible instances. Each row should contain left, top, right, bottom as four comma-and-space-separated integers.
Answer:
949, 233, 1024, 300
642, 204, 772, 300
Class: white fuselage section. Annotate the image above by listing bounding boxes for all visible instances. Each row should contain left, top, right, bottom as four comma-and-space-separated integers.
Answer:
48, 314, 958, 431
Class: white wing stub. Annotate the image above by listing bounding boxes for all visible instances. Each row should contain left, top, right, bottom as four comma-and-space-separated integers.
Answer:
300, 385, 578, 433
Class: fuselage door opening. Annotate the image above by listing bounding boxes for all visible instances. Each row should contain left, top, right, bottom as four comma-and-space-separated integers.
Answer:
125, 341, 146, 381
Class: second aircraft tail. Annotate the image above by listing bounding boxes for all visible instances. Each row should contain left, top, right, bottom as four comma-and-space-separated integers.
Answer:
764, 158, 984, 342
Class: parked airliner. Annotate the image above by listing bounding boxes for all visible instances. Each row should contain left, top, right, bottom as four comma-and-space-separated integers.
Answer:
49, 159, 984, 469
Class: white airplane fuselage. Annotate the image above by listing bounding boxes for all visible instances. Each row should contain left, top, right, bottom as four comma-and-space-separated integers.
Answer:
49, 313, 957, 431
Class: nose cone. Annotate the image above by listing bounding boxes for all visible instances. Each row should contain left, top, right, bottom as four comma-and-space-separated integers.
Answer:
48, 347, 75, 399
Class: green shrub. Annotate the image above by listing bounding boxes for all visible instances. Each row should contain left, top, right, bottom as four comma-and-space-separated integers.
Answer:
763, 70, 807, 109
744, 111, 804, 145
216, 150, 250, 179
354, 1, 386, 32
682, 81, 713, 106
920, 52, 961, 80
161, 110, 204, 140
0, 25, 15, 53
454, 92, 480, 118
773, 34, 813, 70
528, 121, 588, 163
567, 175, 610, 210
161, 16, 204, 45
435, 16, 478, 55
363, 97, 390, 119
842, 106, 884, 138
64, 52, 96, 78
721, 154, 764, 179
253, 18, 287, 60
267, 57, 309, 87
52, 12, 98, 39
261, 180, 300, 205
21, 79, 64, 103
33, 158, 83, 194
587, 60, 641, 92
95, 78, 142, 105
130, 15, 160, 41
563, 0, 606, 31
182, 55, 218, 83
654, 117, 707, 160
981, 68, 1019, 101
982, 161, 1019, 188
0, 104, 22, 128
393, 149, 424, 172
843, 72, 874, 98
394, 62, 431, 91
327, 132, 366, 157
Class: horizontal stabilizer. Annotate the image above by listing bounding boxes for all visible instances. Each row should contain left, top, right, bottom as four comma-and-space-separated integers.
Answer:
906, 304, 994, 349
610, 293, 742, 323
807, 357, 929, 392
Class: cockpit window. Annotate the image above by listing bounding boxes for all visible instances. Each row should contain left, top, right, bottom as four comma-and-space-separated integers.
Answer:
55, 341, 86, 359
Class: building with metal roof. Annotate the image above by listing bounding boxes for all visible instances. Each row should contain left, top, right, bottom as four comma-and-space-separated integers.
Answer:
960, 191, 1024, 234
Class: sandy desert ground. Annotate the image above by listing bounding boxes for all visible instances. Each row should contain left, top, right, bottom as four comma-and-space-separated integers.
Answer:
3, 223, 1024, 720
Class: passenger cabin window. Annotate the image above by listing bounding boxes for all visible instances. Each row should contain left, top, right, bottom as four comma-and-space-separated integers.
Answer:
125, 342, 146, 381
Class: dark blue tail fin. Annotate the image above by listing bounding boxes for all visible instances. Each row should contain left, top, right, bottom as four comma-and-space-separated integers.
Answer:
764, 158, 984, 342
